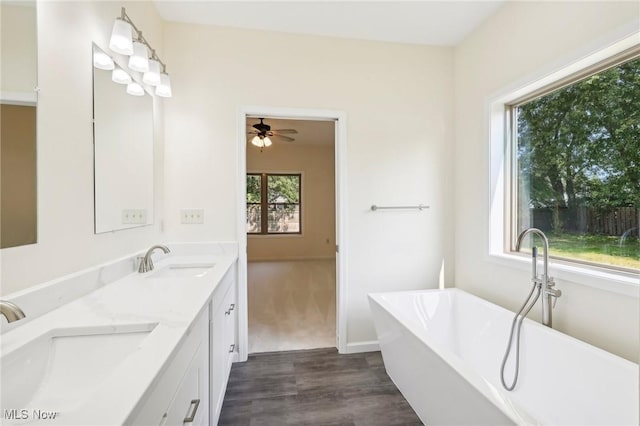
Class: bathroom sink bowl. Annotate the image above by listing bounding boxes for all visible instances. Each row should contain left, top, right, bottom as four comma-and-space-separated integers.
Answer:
148, 263, 215, 279
0, 323, 157, 416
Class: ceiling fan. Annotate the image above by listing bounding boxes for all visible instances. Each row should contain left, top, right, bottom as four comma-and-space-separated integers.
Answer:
247, 118, 298, 149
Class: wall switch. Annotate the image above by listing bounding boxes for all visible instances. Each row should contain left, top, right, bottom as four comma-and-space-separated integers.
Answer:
181, 209, 204, 224
122, 209, 133, 224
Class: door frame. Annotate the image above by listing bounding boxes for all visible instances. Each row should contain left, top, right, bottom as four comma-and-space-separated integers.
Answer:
236, 106, 348, 361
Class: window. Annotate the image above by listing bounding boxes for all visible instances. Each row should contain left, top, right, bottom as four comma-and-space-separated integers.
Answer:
510, 55, 639, 272
246, 173, 301, 235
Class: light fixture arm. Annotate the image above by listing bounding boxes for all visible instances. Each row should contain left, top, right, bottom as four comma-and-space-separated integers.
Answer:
118, 7, 167, 73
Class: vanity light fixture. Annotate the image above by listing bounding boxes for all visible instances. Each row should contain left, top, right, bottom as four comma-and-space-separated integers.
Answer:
142, 59, 161, 86
128, 41, 149, 72
109, 17, 133, 55
112, 67, 132, 85
93, 50, 115, 70
156, 73, 172, 98
126, 82, 145, 96
108, 7, 172, 97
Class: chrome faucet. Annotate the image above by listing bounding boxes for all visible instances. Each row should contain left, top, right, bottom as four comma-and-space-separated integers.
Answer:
515, 228, 562, 327
138, 245, 171, 273
0, 300, 26, 323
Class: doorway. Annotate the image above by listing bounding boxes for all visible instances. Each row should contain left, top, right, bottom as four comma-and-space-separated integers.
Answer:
236, 107, 347, 361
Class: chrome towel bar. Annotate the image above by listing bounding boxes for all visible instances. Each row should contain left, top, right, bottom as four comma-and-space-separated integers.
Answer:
370, 204, 429, 211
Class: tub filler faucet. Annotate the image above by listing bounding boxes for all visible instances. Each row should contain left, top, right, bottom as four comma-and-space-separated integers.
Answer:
0, 300, 26, 323
515, 228, 562, 328
500, 228, 562, 391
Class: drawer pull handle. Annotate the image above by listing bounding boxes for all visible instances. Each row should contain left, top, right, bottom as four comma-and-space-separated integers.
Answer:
225, 304, 235, 315
229, 343, 235, 353
184, 399, 200, 423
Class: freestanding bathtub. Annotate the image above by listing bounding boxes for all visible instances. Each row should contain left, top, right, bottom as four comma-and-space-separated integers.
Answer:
368, 288, 639, 426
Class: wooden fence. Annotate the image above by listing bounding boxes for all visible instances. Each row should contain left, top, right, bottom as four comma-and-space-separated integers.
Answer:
531, 207, 639, 237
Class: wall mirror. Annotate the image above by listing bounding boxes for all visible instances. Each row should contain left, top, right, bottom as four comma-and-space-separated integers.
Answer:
1, 0, 38, 249
92, 44, 154, 233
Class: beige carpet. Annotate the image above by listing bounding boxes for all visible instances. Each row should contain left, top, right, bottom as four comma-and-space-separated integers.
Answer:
248, 259, 336, 353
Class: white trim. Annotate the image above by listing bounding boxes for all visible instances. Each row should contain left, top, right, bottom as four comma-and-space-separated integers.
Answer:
345, 340, 380, 354
237, 106, 348, 362
487, 29, 640, 297
0, 90, 37, 106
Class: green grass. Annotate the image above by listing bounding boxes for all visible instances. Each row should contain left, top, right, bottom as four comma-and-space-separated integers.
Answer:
542, 233, 640, 270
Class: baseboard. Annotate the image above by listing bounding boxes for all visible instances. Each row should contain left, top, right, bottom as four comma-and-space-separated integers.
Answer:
344, 340, 380, 354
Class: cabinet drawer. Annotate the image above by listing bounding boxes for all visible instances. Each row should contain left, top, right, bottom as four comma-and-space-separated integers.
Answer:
161, 345, 205, 426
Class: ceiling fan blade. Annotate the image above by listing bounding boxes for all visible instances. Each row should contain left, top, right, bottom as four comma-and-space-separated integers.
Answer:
272, 135, 295, 142
272, 129, 298, 134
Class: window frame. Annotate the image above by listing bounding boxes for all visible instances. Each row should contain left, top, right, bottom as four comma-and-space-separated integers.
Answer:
246, 172, 302, 236
505, 50, 640, 275
486, 34, 640, 297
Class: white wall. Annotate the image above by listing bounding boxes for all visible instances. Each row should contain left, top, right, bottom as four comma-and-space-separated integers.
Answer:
247, 141, 335, 261
0, 1, 165, 295
0, 3, 37, 93
454, 1, 639, 361
163, 24, 455, 345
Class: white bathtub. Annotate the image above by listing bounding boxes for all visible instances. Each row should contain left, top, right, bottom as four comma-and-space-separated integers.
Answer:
368, 288, 639, 426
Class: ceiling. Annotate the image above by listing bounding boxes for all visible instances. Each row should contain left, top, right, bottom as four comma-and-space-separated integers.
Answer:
246, 117, 335, 146
154, 1, 505, 46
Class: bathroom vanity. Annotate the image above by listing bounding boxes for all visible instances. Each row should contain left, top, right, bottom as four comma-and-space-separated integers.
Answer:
0, 243, 238, 426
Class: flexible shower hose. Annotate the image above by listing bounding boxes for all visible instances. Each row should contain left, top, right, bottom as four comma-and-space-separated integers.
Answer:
500, 279, 541, 391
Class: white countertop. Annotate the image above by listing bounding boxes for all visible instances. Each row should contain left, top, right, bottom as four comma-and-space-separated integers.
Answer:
0, 253, 237, 425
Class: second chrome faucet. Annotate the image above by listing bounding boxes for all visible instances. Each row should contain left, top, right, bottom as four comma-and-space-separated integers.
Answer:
138, 245, 171, 273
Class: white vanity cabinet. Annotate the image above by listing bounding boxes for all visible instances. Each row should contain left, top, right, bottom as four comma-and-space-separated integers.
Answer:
210, 266, 237, 424
126, 309, 210, 426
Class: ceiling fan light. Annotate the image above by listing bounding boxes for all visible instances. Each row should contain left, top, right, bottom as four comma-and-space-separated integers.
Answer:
129, 41, 149, 72
112, 67, 132, 84
251, 136, 264, 147
109, 18, 133, 55
263, 136, 272, 147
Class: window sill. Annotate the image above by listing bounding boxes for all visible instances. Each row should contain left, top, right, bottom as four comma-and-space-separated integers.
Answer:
247, 233, 304, 239
487, 252, 639, 298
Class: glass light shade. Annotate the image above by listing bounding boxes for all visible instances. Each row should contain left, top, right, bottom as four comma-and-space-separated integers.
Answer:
128, 41, 149, 72
263, 137, 272, 147
142, 59, 161, 86
112, 67, 132, 85
109, 19, 133, 55
93, 51, 114, 70
155, 73, 172, 98
251, 136, 264, 147
126, 82, 145, 96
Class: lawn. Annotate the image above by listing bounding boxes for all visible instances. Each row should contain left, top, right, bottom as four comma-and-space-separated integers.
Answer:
543, 233, 640, 270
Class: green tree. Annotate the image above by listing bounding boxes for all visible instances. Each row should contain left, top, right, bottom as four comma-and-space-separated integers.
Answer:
517, 56, 640, 231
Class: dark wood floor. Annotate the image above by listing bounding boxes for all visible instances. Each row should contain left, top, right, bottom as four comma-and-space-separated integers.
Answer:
218, 348, 423, 426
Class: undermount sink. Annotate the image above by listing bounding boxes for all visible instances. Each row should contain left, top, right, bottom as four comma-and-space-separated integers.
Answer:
0, 323, 157, 418
147, 263, 215, 279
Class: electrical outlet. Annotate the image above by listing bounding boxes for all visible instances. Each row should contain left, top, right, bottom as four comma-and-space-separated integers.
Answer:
181, 209, 204, 224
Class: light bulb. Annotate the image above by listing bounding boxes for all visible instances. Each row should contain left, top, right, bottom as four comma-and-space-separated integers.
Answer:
142, 59, 161, 86
251, 136, 264, 147
93, 51, 114, 70
263, 137, 272, 147
126, 82, 145, 96
155, 73, 172, 98
112, 67, 132, 84
128, 41, 149, 72
109, 19, 133, 55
